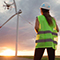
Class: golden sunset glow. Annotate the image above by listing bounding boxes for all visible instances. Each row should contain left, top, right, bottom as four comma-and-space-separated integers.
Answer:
0, 49, 15, 56
17, 51, 34, 56
0, 49, 34, 56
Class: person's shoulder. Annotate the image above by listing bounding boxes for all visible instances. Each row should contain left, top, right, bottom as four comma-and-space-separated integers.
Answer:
38, 15, 44, 17
51, 17, 57, 24
36, 15, 44, 18
52, 17, 56, 21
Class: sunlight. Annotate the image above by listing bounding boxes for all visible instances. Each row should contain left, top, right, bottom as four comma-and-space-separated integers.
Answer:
17, 51, 34, 56
0, 49, 34, 56
0, 49, 15, 56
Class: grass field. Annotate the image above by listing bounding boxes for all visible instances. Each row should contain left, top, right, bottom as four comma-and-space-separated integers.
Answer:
0, 56, 60, 60
18, 56, 60, 60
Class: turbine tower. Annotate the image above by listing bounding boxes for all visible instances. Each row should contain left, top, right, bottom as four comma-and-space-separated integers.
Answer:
13, 0, 19, 56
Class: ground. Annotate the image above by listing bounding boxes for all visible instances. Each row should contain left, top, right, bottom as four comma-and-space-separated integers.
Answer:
0, 56, 33, 60
0, 56, 60, 60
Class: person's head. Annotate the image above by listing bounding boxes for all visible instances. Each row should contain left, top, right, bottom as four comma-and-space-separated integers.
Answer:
40, 8, 49, 15
40, 2, 50, 15
40, 2, 53, 26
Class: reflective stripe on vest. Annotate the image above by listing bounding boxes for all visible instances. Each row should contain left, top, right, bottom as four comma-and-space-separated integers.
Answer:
35, 39, 57, 44
36, 30, 58, 44
38, 30, 58, 36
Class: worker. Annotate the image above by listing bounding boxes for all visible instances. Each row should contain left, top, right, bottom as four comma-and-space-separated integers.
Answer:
34, 2, 59, 60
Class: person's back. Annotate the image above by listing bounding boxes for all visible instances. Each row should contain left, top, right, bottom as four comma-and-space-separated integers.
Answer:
34, 2, 59, 60
35, 15, 58, 49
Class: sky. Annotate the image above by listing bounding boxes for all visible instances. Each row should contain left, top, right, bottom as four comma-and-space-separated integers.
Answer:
0, 0, 60, 56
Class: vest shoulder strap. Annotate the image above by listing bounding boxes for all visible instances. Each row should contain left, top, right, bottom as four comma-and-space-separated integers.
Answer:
37, 15, 46, 23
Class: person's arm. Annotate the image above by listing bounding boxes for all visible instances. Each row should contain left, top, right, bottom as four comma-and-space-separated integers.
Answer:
56, 23, 59, 32
53, 17, 59, 32
34, 17, 39, 33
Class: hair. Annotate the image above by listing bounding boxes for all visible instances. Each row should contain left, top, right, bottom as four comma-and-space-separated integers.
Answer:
41, 8, 53, 26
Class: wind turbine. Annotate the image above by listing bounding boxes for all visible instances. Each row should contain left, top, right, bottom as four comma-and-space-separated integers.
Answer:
0, 0, 22, 56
